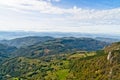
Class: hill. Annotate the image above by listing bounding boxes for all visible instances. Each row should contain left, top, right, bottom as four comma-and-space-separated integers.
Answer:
0, 44, 17, 63
0, 52, 96, 80
68, 42, 120, 80
0, 41, 120, 80
0, 36, 54, 48
11, 37, 109, 57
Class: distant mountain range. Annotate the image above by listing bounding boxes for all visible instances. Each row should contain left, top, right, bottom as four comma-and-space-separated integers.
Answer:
0, 31, 120, 42
95, 37, 120, 43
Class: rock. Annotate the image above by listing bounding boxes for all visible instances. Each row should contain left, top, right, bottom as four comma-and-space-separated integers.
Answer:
107, 52, 112, 61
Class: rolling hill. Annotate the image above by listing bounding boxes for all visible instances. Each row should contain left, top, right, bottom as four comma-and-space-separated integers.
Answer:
0, 36, 54, 48
0, 41, 120, 80
0, 44, 17, 64
11, 37, 109, 58
0, 36, 116, 80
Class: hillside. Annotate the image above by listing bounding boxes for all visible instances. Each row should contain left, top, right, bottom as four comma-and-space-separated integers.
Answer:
11, 37, 109, 58
0, 52, 96, 80
0, 36, 54, 48
69, 42, 120, 80
0, 41, 120, 80
0, 44, 17, 63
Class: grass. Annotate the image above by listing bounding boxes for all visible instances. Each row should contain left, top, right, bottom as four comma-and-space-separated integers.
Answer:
11, 77, 19, 80
56, 69, 69, 80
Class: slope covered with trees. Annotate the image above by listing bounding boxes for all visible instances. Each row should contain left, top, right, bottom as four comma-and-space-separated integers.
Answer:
0, 44, 17, 64
0, 52, 96, 80
69, 42, 120, 80
0, 36, 54, 48
11, 37, 109, 58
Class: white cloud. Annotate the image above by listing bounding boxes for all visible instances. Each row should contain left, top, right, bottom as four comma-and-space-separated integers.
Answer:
0, 0, 64, 14
0, 0, 120, 33
0, 0, 120, 20
47, 0, 61, 2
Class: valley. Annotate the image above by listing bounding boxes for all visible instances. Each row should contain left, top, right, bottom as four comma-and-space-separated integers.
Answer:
0, 36, 120, 80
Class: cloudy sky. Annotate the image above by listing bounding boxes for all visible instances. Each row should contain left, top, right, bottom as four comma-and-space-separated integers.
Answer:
0, 0, 120, 34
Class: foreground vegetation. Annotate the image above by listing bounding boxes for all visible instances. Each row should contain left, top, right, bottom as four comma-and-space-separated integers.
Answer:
0, 52, 96, 80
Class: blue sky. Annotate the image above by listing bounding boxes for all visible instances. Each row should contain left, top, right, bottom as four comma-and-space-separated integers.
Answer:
0, 0, 120, 34
53, 0, 120, 9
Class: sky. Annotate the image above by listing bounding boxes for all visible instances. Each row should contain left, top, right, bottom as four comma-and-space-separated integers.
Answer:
0, 0, 120, 34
